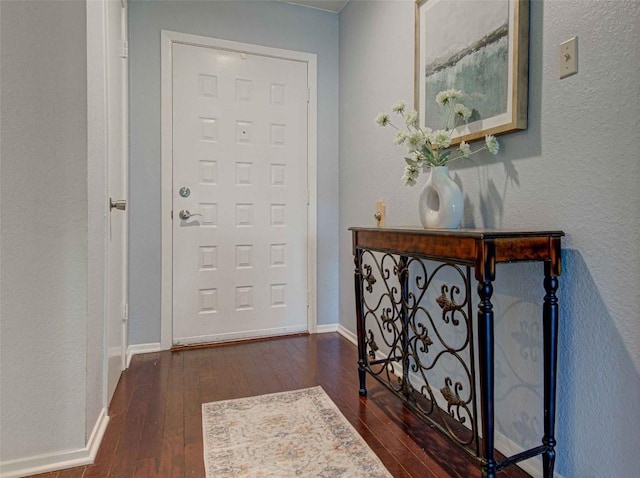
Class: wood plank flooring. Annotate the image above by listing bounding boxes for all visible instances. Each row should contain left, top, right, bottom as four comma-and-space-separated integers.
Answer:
25, 333, 532, 478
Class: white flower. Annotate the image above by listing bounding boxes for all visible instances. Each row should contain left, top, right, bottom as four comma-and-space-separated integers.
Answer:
375, 112, 390, 127
407, 151, 424, 166
392, 101, 407, 114
430, 129, 452, 149
405, 110, 419, 127
435, 89, 463, 106
401, 163, 420, 186
407, 131, 425, 149
485, 135, 499, 154
454, 103, 472, 121
402, 175, 417, 187
459, 141, 471, 158
393, 130, 407, 145
376, 90, 500, 187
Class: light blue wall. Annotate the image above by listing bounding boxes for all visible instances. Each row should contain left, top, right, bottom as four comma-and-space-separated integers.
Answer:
128, 0, 339, 344
339, 0, 640, 476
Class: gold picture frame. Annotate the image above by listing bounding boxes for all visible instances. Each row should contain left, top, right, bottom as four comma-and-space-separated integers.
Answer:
415, 0, 529, 145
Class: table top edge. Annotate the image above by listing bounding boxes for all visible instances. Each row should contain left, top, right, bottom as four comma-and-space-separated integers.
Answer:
349, 226, 565, 239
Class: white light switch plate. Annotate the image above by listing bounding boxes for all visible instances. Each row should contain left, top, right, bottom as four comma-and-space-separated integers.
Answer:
560, 36, 578, 79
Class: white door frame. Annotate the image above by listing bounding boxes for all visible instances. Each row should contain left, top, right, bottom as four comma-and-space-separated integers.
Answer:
160, 30, 318, 349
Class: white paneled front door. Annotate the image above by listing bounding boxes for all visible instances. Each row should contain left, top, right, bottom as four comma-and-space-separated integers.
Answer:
171, 42, 309, 345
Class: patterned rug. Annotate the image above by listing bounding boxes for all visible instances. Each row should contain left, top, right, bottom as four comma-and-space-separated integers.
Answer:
202, 386, 392, 477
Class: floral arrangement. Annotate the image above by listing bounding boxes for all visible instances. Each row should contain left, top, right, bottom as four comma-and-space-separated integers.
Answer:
375, 89, 500, 186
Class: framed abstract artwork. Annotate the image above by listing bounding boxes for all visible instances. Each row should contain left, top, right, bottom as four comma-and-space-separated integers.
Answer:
415, 0, 529, 144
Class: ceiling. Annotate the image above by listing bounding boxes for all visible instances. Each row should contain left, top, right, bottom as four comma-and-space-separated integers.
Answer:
284, 0, 349, 13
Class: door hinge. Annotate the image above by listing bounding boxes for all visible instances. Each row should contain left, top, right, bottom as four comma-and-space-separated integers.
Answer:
123, 303, 129, 321
307, 189, 310, 205
306, 88, 310, 103
121, 40, 129, 59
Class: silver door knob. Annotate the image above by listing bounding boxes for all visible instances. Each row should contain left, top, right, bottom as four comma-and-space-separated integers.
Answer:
179, 209, 201, 220
110, 198, 127, 211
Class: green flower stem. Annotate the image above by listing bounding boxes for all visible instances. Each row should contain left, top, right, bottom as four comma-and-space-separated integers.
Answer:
446, 102, 455, 131
444, 145, 490, 165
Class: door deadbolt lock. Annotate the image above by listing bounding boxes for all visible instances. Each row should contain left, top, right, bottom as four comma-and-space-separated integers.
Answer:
179, 187, 191, 198
110, 198, 127, 211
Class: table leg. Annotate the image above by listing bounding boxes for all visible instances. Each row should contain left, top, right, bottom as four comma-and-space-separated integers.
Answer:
354, 250, 367, 396
542, 262, 559, 476
477, 280, 496, 478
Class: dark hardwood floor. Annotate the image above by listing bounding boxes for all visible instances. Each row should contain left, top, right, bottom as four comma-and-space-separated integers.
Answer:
26, 333, 531, 478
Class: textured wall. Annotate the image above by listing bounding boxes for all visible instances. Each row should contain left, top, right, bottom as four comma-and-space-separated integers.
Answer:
128, 0, 339, 344
339, 0, 640, 476
0, 0, 89, 460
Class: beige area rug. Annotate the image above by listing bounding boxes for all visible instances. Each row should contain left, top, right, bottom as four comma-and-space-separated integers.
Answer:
202, 386, 393, 477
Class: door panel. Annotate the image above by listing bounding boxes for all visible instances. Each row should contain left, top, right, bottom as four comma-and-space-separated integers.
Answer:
172, 43, 308, 345
106, 0, 128, 404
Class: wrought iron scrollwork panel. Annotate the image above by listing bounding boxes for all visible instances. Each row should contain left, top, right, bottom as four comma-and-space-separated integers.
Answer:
359, 251, 405, 392
357, 250, 479, 455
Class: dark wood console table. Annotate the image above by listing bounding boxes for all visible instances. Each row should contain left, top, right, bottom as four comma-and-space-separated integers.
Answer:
350, 227, 564, 478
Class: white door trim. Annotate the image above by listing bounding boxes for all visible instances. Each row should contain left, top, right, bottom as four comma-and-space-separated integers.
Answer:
160, 30, 318, 349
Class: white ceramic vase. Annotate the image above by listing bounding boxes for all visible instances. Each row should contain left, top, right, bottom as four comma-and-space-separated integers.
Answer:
418, 166, 463, 229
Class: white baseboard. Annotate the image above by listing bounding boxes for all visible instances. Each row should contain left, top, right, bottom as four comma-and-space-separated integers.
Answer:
493, 431, 541, 477
312, 323, 357, 344
337, 324, 357, 345
314, 323, 338, 334
126, 342, 163, 367
0, 408, 109, 478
